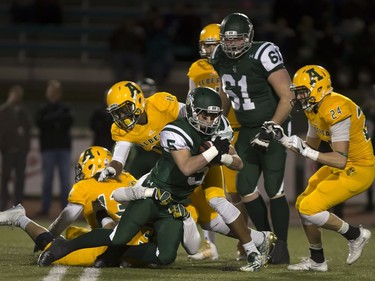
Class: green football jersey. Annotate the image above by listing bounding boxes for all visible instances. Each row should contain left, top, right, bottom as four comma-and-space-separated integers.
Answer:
211, 41, 287, 128
148, 116, 232, 201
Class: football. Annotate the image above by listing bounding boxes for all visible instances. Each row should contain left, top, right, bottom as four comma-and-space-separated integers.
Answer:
199, 141, 213, 153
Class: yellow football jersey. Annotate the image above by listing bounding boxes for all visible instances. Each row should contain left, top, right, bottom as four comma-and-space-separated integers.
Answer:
68, 172, 137, 228
305, 92, 375, 166
110, 92, 181, 153
188, 59, 240, 129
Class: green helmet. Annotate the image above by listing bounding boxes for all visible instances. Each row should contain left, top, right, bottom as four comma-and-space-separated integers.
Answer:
186, 87, 222, 135
220, 13, 254, 59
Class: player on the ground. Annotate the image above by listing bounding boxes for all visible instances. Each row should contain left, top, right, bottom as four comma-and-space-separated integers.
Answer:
96, 81, 276, 266
37, 87, 268, 272
0, 146, 200, 266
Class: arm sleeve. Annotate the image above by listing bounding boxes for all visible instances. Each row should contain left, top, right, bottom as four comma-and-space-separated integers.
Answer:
178, 103, 186, 119
112, 141, 133, 166
189, 79, 196, 92
306, 121, 318, 138
330, 118, 351, 142
48, 203, 83, 237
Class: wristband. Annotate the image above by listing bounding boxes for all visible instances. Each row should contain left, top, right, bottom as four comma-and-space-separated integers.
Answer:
303, 147, 320, 161
144, 188, 155, 198
220, 154, 234, 166
202, 146, 219, 163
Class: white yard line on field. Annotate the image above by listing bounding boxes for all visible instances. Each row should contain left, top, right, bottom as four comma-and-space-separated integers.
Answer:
43, 266, 68, 281
79, 267, 101, 281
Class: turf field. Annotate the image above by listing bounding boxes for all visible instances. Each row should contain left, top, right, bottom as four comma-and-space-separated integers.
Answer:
0, 222, 374, 281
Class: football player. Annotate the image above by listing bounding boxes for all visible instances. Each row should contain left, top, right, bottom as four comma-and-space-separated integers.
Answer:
187, 23, 247, 261
0, 146, 152, 266
37, 87, 267, 272
96, 80, 276, 267
268, 65, 374, 271
211, 12, 294, 264
0, 146, 201, 266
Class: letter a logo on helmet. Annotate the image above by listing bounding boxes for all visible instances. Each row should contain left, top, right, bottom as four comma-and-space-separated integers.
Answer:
290, 65, 333, 111
82, 147, 95, 163
305, 68, 324, 87
125, 81, 141, 100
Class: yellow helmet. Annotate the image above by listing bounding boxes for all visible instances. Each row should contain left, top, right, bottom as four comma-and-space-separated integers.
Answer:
290, 65, 333, 111
75, 146, 112, 182
106, 81, 145, 131
199, 23, 220, 59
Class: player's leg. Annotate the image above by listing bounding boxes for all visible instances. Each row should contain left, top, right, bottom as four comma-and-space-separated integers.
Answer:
236, 128, 271, 232
262, 140, 290, 264
289, 165, 374, 271
187, 185, 219, 260
203, 184, 264, 271
38, 198, 158, 266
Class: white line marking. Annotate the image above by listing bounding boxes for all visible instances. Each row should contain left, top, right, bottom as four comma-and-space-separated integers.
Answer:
79, 268, 101, 281
43, 266, 68, 281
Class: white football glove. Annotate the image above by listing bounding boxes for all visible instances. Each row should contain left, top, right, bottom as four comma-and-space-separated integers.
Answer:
289, 135, 319, 161
98, 166, 116, 182
268, 124, 292, 148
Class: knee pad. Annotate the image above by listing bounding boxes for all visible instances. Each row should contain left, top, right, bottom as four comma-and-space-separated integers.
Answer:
300, 211, 330, 226
200, 215, 230, 236
208, 197, 240, 225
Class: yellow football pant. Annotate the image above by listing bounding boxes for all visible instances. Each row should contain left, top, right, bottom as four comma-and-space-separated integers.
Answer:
296, 164, 375, 215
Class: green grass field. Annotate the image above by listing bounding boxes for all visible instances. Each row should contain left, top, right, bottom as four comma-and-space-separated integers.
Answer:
0, 222, 374, 281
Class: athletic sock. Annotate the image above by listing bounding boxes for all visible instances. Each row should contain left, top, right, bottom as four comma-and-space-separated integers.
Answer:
340, 224, 360, 240
309, 246, 325, 263
244, 196, 271, 231
270, 196, 290, 241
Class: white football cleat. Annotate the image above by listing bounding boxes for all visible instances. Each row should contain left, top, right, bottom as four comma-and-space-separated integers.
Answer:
188, 240, 219, 261
346, 226, 371, 265
287, 258, 328, 272
0, 204, 25, 227
240, 252, 263, 272
258, 231, 277, 264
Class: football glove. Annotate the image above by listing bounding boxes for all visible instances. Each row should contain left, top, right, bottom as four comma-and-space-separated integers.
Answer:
98, 167, 116, 182
250, 121, 275, 151
153, 188, 172, 206
289, 135, 319, 161
267, 124, 292, 148
168, 204, 190, 220
212, 137, 230, 155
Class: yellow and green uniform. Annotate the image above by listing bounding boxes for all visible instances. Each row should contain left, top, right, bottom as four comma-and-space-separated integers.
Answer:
51, 172, 152, 266
296, 93, 375, 214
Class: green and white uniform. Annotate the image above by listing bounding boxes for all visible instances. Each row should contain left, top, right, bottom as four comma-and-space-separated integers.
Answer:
211, 41, 289, 198
148, 115, 232, 200
113, 115, 232, 265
